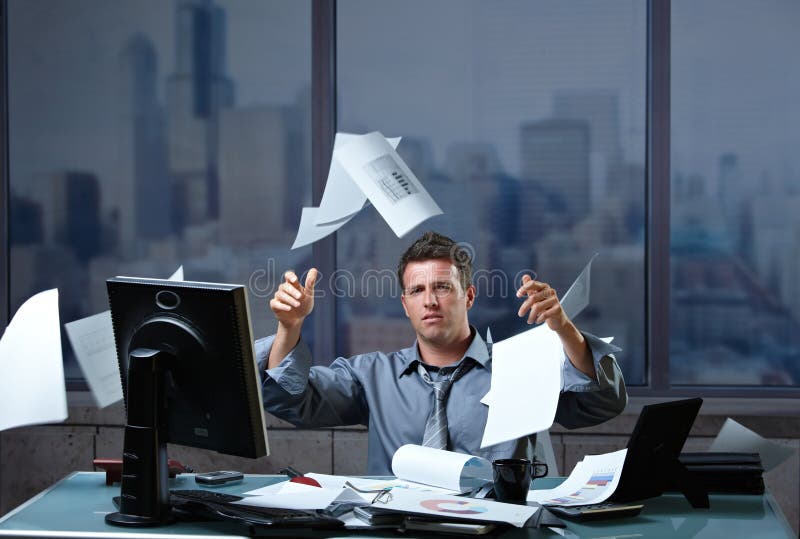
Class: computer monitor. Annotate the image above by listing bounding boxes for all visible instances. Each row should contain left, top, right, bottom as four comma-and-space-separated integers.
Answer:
104, 277, 269, 527
611, 397, 708, 508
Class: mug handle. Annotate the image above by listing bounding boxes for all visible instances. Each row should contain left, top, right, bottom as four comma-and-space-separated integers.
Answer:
531, 461, 548, 479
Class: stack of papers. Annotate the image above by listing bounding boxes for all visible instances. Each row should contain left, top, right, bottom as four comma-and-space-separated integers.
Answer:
527, 448, 628, 506
233, 446, 507, 527
240, 445, 491, 512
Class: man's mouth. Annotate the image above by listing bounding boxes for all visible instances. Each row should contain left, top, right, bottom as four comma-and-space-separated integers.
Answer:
422, 313, 443, 321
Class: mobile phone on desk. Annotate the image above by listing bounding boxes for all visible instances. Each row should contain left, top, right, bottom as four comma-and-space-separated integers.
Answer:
194, 470, 244, 486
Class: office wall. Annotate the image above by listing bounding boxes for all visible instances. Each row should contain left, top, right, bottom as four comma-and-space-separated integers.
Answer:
1, 404, 797, 535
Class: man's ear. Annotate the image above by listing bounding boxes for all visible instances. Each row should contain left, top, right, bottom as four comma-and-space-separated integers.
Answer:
400, 294, 410, 317
465, 285, 476, 309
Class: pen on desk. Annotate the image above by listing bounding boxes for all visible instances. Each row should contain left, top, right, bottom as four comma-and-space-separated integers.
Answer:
279, 466, 302, 478
279, 466, 322, 487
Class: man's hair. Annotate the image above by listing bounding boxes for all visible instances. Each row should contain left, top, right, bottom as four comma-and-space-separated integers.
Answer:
397, 231, 473, 292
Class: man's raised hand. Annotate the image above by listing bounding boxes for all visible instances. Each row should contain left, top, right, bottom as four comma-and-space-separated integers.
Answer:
270, 268, 318, 328
516, 274, 569, 331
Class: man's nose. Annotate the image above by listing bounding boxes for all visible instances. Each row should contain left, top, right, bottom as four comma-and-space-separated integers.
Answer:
423, 289, 438, 308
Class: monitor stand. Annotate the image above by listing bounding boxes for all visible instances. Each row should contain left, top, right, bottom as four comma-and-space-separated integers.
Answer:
105, 348, 174, 527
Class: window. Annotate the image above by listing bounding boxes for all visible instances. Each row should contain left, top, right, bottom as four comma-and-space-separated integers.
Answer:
336, 0, 647, 384
5, 1, 798, 396
671, 0, 800, 386
7, 0, 312, 381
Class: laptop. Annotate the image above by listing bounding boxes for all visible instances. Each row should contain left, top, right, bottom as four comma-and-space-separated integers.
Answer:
610, 397, 707, 507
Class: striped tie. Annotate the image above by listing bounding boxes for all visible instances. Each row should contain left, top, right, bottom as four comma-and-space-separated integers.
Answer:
417, 360, 475, 450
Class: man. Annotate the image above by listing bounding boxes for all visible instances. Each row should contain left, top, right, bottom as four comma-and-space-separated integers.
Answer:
257, 231, 626, 475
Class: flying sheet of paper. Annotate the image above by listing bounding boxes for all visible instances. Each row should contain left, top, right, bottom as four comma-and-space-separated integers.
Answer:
378, 489, 538, 528
64, 311, 119, 408
559, 253, 598, 321
64, 266, 184, 408
238, 481, 362, 510
480, 324, 563, 448
0, 289, 67, 431
335, 131, 443, 238
527, 448, 628, 506
291, 207, 359, 250
168, 265, 184, 281
314, 133, 401, 225
710, 418, 795, 471
480, 335, 614, 407
479, 255, 606, 408
292, 133, 406, 249
392, 444, 493, 492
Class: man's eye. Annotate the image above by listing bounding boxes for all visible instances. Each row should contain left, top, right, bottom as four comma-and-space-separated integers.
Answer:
436, 284, 452, 291
407, 288, 421, 296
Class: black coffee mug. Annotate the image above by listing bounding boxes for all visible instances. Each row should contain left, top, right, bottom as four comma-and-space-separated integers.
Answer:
492, 458, 548, 504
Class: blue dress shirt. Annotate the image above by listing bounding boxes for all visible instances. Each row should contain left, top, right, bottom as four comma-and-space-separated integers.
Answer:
257, 328, 626, 475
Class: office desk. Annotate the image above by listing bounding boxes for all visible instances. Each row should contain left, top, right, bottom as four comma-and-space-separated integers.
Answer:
0, 472, 795, 538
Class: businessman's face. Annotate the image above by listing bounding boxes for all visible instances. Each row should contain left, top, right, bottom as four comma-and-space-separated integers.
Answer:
401, 259, 475, 346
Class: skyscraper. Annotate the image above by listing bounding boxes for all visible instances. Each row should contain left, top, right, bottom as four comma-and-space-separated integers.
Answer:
553, 90, 622, 166
118, 34, 171, 246
50, 172, 103, 263
218, 106, 288, 246
520, 119, 591, 222
166, 0, 234, 230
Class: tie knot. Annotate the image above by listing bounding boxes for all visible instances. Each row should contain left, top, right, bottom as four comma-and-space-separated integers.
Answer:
431, 381, 448, 400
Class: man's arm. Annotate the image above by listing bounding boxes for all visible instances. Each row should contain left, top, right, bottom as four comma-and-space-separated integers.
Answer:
267, 269, 317, 369
555, 332, 627, 429
261, 267, 369, 427
257, 335, 369, 428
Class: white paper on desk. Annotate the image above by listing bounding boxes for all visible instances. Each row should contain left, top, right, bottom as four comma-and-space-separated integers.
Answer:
392, 445, 492, 492
239, 482, 362, 510
314, 133, 401, 225
305, 472, 456, 502
527, 448, 627, 506
0, 289, 67, 431
64, 266, 184, 408
710, 418, 795, 471
335, 131, 443, 238
378, 488, 538, 528
480, 324, 563, 448
559, 253, 598, 321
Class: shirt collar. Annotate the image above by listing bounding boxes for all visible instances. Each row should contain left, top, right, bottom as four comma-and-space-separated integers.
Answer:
398, 326, 490, 378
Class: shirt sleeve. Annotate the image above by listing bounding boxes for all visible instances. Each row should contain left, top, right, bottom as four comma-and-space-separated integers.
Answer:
560, 332, 623, 391
555, 331, 628, 429
255, 335, 369, 428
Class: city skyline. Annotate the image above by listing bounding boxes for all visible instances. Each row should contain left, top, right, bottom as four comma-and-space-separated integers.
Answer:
6, 0, 799, 386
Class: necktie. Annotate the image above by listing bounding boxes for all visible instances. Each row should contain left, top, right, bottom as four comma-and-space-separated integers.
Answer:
417, 360, 475, 449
